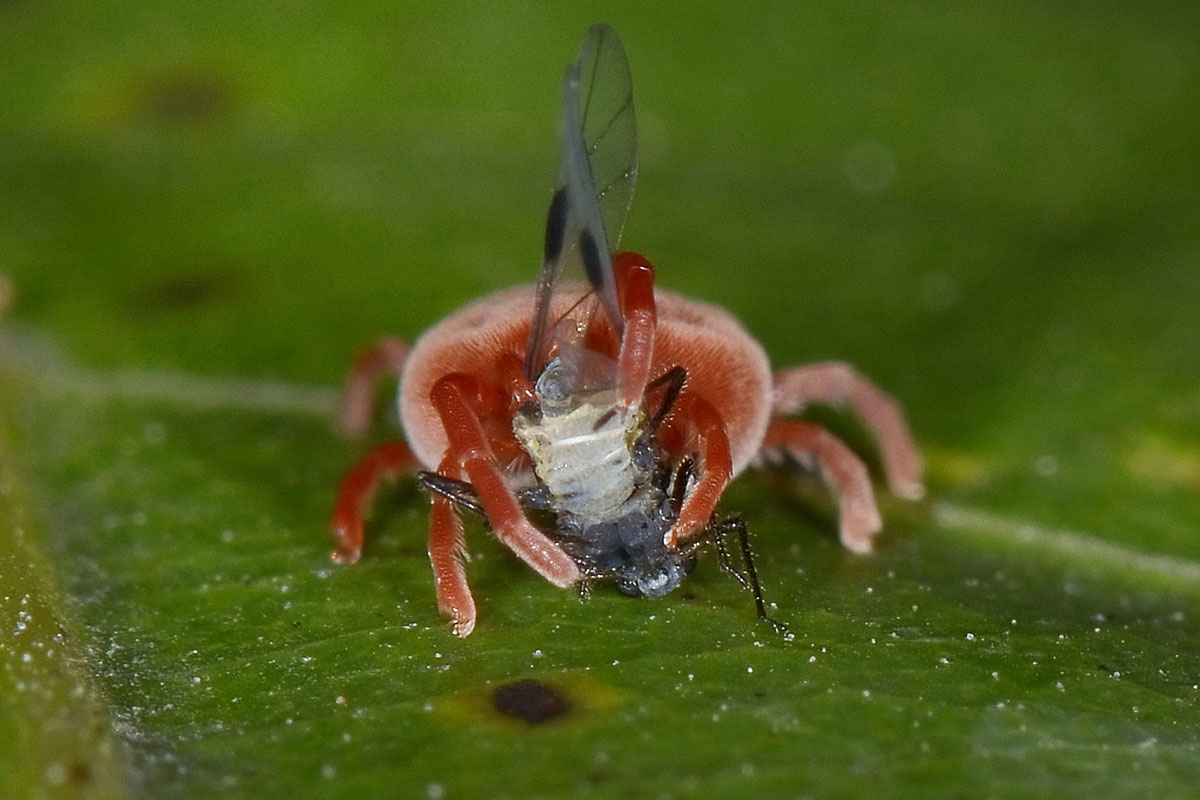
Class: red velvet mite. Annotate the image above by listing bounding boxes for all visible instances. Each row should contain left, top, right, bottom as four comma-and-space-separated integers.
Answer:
329, 24, 923, 637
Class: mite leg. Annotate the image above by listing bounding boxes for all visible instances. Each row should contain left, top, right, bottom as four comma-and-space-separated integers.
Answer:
772, 362, 924, 500
495, 351, 537, 410
613, 252, 658, 412
338, 336, 410, 436
431, 374, 580, 588
664, 394, 734, 548
428, 457, 477, 637
330, 440, 417, 564
757, 419, 882, 554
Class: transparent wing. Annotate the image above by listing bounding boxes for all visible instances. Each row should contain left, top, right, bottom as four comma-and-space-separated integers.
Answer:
575, 23, 638, 272
524, 23, 638, 380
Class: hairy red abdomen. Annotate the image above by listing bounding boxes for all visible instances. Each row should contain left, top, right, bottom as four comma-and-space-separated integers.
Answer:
400, 284, 773, 476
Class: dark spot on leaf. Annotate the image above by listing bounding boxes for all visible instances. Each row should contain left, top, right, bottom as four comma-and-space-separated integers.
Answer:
491, 679, 570, 724
68, 761, 93, 785
143, 69, 237, 127
132, 270, 243, 316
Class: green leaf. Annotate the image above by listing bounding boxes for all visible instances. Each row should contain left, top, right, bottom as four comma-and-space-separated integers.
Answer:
3, 3, 1200, 798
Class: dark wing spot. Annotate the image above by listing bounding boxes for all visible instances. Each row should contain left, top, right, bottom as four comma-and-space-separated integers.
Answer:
491, 679, 570, 724
578, 229, 604, 291
543, 188, 569, 266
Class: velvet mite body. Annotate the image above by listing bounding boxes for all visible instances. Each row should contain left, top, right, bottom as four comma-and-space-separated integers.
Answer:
330, 24, 923, 637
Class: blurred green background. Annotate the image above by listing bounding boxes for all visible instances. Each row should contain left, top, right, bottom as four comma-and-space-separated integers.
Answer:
2, 2, 1199, 798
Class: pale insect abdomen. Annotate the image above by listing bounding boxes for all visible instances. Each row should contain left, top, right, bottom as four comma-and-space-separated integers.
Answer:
512, 358, 651, 522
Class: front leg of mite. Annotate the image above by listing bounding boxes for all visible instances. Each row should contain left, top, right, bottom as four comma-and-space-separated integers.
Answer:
757, 418, 882, 554
427, 455, 478, 637
613, 252, 658, 412
429, 374, 581, 591
664, 394, 734, 548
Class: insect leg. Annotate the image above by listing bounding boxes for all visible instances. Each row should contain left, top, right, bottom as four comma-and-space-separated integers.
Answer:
418, 471, 485, 516
708, 517, 791, 637
337, 336, 409, 436
420, 469, 560, 516
663, 394, 733, 547
668, 456, 696, 516
757, 419, 883, 554
772, 362, 924, 500
430, 374, 581, 588
645, 365, 688, 435
330, 440, 417, 564
613, 252, 658, 412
